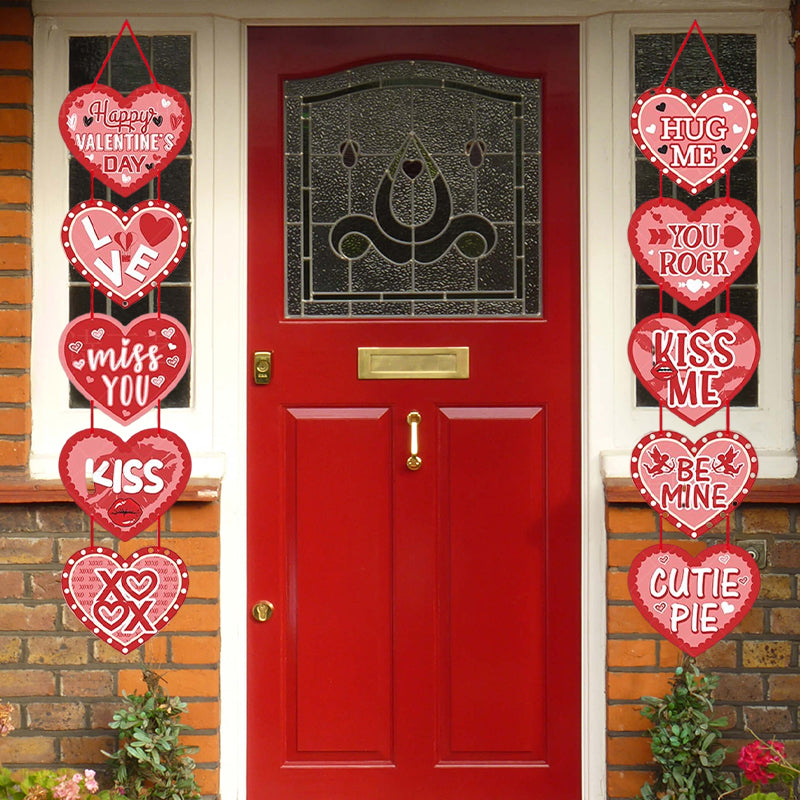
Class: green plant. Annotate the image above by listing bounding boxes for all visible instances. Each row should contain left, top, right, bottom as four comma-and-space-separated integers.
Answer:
636, 656, 737, 800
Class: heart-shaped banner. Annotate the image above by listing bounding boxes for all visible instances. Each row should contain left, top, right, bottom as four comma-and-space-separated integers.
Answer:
59, 83, 191, 196
631, 86, 757, 192
59, 313, 191, 425
62, 546, 189, 653
628, 313, 759, 425
628, 198, 759, 310
59, 428, 191, 541
629, 543, 759, 656
631, 430, 758, 537
61, 199, 189, 307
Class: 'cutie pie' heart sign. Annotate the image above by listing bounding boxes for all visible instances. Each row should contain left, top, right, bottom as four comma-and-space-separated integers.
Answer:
628, 543, 759, 656
59, 428, 191, 541
631, 430, 758, 538
628, 198, 759, 310
62, 546, 189, 653
59, 83, 191, 196
628, 313, 759, 425
62, 199, 189, 307
59, 313, 191, 425
631, 86, 757, 192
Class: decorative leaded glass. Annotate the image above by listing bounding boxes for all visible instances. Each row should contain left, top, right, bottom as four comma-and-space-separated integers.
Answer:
284, 61, 541, 318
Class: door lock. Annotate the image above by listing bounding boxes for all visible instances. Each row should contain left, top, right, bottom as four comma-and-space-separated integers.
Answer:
252, 600, 275, 622
254, 351, 272, 384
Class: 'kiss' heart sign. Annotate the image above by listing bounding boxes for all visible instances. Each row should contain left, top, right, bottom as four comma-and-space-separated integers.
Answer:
628, 198, 759, 310
631, 86, 757, 192
59, 313, 191, 425
62, 199, 189, 307
59, 83, 191, 196
628, 313, 759, 425
628, 543, 760, 656
62, 546, 189, 654
59, 428, 192, 541
631, 430, 758, 538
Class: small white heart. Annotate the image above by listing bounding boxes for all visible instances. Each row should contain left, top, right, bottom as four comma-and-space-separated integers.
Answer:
161, 98, 172, 108
121, 174, 132, 185
686, 278, 704, 293
645, 123, 656, 134
734, 249, 740, 255
72, 359, 85, 370
67, 114, 77, 131
721, 601, 735, 614
723, 102, 733, 112
733, 124, 743, 134
86, 154, 94, 161
648, 249, 655, 256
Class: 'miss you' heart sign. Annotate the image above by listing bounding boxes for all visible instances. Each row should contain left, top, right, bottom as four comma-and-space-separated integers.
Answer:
62, 199, 189, 307
59, 428, 191, 541
631, 430, 758, 538
59, 83, 191, 196
628, 198, 759, 310
628, 543, 760, 656
628, 313, 759, 425
631, 86, 757, 192
62, 546, 189, 654
59, 313, 190, 425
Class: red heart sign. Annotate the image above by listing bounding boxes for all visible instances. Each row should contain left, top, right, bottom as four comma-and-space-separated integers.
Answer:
59, 83, 191, 196
628, 198, 759, 310
59, 428, 191, 541
631, 86, 757, 192
628, 313, 759, 425
62, 546, 189, 653
629, 543, 759, 656
58, 313, 191, 425
631, 430, 758, 537
62, 199, 189, 307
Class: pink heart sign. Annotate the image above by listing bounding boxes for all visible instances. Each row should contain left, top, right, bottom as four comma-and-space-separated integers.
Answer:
628, 543, 759, 656
62, 546, 189, 653
59, 313, 191, 425
631, 430, 758, 538
628, 313, 759, 425
628, 198, 759, 310
61, 199, 189, 307
59, 83, 191, 196
631, 86, 757, 192
59, 427, 191, 541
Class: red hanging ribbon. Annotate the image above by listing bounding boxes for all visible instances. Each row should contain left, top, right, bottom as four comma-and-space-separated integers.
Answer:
92, 19, 159, 87
659, 20, 728, 90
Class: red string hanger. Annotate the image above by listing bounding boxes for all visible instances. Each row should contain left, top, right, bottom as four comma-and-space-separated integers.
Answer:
659, 20, 729, 90
93, 19, 159, 87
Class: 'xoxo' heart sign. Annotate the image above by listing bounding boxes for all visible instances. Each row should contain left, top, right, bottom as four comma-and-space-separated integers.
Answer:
62, 546, 189, 653
631, 86, 757, 192
59, 83, 191, 196
629, 543, 760, 656
631, 430, 758, 537
62, 199, 189, 307
59, 428, 191, 541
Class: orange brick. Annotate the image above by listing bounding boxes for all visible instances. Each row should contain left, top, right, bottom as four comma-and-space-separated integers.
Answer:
0, 76, 31, 106
0, 7, 32, 37
607, 671, 673, 701
607, 570, 631, 601
0, 374, 29, 403
0, 275, 31, 304
169, 502, 220, 532
607, 703, 650, 732
166, 536, 219, 566
0, 341, 30, 370
188, 569, 219, 600
658, 640, 684, 668
606, 506, 656, 534
608, 769, 656, 799
0, 208, 30, 238
182, 699, 220, 731
0, 736, 56, 765
118, 668, 219, 699
607, 638, 656, 667
608, 539, 658, 567
171, 635, 220, 665
608, 605, 655, 634
0, 172, 30, 204
194, 768, 219, 795
144, 634, 168, 664
0, 243, 29, 270
0, 407, 30, 435
0, 41, 32, 71
0, 439, 28, 468
166, 602, 219, 633
607, 735, 652, 766
735, 607, 764, 634
183, 732, 219, 762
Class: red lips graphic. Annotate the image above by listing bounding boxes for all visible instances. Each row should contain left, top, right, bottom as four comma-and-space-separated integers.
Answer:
108, 498, 143, 527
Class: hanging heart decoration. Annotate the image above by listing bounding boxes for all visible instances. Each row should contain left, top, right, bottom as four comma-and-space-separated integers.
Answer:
631, 429, 758, 537
628, 198, 759, 310
61, 199, 189, 307
59, 428, 191, 541
59, 312, 191, 425
62, 546, 189, 653
630, 86, 757, 192
628, 313, 759, 425
59, 83, 191, 196
628, 542, 759, 656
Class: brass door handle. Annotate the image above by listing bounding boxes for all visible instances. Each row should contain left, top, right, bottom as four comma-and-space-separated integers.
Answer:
406, 411, 421, 471
252, 600, 274, 622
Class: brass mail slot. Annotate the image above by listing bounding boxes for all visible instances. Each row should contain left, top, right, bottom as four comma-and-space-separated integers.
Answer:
358, 347, 469, 380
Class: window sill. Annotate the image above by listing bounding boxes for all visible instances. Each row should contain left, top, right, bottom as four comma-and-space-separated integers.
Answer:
605, 477, 800, 505
0, 478, 221, 504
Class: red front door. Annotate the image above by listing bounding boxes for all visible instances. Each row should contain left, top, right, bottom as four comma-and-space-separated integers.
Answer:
247, 26, 580, 799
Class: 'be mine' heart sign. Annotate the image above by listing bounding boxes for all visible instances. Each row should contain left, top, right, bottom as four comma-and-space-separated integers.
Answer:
628, 198, 759, 310
631, 430, 758, 538
62, 546, 189, 653
631, 86, 757, 192
62, 199, 189, 307
59, 428, 191, 541
628, 313, 759, 425
628, 543, 760, 656
59, 313, 191, 425
59, 83, 191, 196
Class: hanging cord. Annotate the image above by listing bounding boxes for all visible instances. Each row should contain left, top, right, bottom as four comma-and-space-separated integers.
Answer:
725, 512, 731, 549
92, 19, 159, 87
90, 517, 94, 547
659, 20, 728, 90
726, 401, 731, 433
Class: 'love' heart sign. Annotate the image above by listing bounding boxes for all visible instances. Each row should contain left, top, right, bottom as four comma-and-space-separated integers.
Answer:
59, 83, 191, 196
59, 313, 191, 425
628, 198, 759, 310
61, 199, 189, 307
631, 86, 757, 192
62, 546, 189, 653
628, 543, 760, 656
631, 430, 758, 538
59, 428, 191, 541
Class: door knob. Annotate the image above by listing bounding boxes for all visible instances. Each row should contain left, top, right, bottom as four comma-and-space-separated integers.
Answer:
406, 411, 422, 471
252, 600, 274, 622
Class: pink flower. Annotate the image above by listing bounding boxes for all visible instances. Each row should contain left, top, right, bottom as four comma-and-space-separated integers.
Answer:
84, 769, 99, 793
53, 776, 80, 800
738, 740, 786, 785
